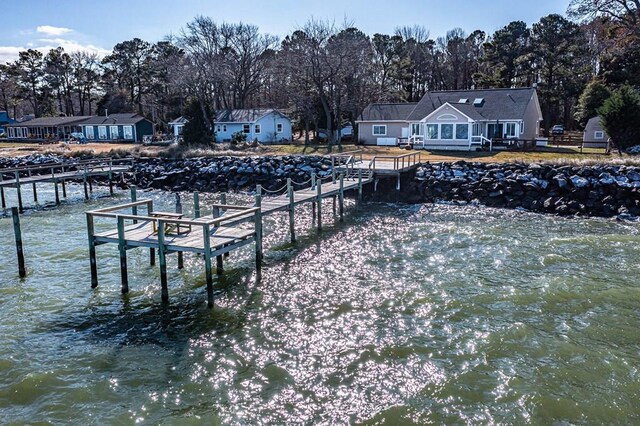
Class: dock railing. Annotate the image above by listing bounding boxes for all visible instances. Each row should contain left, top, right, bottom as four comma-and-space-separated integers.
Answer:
368, 152, 421, 171
330, 150, 363, 181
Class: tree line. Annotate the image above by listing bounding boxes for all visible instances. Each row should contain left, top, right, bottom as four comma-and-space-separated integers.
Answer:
0, 0, 638, 143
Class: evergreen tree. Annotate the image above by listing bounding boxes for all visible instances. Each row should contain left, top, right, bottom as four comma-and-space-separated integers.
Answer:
598, 85, 640, 151
181, 98, 213, 146
574, 79, 611, 127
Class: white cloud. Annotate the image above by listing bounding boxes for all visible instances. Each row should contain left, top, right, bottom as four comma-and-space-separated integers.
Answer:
0, 37, 110, 64
36, 25, 73, 36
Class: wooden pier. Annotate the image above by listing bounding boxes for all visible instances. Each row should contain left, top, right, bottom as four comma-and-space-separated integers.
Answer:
0, 158, 133, 212
332, 150, 421, 189
86, 168, 374, 307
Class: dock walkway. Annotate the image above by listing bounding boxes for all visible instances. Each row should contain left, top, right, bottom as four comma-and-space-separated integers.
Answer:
86, 168, 374, 307
1, 158, 133, 211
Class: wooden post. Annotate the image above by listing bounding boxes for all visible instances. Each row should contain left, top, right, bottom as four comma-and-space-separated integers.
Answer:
254, 197, 263, 281
157, 219, 168, 303
29, 169, 37, 203
202, 224, 213, 308
358, 169, 363, 202
15, 172, 23, 213
12, 207, 26, 278
287, 178, 296, 243
54, 180, 60, 205
176, 194, 183, 270
148, 198, 155, 266
316, 178, 322, 231
211, 206, 223, 275
339, 174, 344, 222
220, 193, 229, 258
130, 186, 137, 223
86, 213, 98, 288
193, 191, 200, 218
117, 215, 128, 294
88, 177, 93, 193
0, 173, 5, 209
83, 165, 89, 200
62, 180, 67, 198
108, 160, 114, 196
332, 195, 337, 216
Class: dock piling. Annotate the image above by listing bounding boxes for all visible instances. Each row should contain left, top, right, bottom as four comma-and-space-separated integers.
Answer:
11, 207, 26, 278
15, 172, 23, 212
316, 179, 322, 231
54, 181, 60, 205
130, 186, 137, 223
193, 191, 200, 218
157, 219, 169, 302
176, 195, 184, 269
202, 224, 214, 308
254, 194, 263, 280
83, 165, 89, 200
339, 174, 344, 222
117, 216, 129, 294
287, 178, 296, 243
86, 213, 98, 288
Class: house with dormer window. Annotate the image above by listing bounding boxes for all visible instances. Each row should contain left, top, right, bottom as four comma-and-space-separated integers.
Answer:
357, 87, 543, 150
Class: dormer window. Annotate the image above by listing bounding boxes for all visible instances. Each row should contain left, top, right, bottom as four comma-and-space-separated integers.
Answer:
473, 98, 484, 106
458, 98, 468, 104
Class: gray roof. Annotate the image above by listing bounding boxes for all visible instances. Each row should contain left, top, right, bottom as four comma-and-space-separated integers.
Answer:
7, 116, 92, 127
80, 113, 150, 125
407, 88, 536, 121
215, 109, 287, 123
359, 103, 418, 121
168, 116, 189, 125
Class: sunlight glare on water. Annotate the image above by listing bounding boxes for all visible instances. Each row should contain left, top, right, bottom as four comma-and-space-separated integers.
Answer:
0, 185, 639, 424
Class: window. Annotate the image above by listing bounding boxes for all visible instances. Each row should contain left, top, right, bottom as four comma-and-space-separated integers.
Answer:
98, 126, 107, 140
223, 125, 227, 132
110, 125, 119, 139
426, 124, 438, 139
520, 122, 524, 134
254, 124, 261, 134
473, 98, 484, 106
372, 125, 386, 136
216, 125, 221, 132
85, 126, 94, 139
243, 124, 250, 134
276, 123, 283, 133
594, 131, 604, 139
472, 123, 481, 136
455, 124, 469, 140
505, 122, 517, 138
411, 123, 421, 135
441, 124, 453, 139
123, 125, 133, 140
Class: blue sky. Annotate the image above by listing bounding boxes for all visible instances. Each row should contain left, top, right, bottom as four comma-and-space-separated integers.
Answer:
1, 0, 572, 63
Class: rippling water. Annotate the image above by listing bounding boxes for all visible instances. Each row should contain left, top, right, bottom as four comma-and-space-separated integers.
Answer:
1, 184, 640, 424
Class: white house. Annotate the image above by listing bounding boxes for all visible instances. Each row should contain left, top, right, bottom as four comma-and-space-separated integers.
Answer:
357, 87, 543, 150
213, 109, 292, 144
168, 116, 188, 138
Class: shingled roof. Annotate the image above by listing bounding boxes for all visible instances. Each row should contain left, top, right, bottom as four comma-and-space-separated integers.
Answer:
215, 109, 285, 123
79, 113, 149, 125
358, 88, 537, 122
7, 116, 92, 127
407, 88, 537, 121
359, 103, 418, 121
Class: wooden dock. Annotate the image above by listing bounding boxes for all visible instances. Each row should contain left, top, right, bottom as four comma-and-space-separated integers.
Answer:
86, 169, 374, 307
0, 158, 133, 212
331, 151, 421, 189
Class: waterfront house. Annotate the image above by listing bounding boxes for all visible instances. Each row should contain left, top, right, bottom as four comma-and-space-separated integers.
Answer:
583, 117, 610, 149
213, 109, 292, 143
0, 111, 15, 134
80, 113, 154, 142
357, 87, 543, 150
6, 116, 91, 140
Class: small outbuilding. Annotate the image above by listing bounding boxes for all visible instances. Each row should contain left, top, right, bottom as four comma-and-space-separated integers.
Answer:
213, 109, 292, 144
0, 111, 15, 134
583, 117, 610, 149
80, 113, 154, 143
168, 116, 188, 139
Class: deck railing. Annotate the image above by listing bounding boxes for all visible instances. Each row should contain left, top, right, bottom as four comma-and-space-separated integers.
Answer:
369, 152, 421, 171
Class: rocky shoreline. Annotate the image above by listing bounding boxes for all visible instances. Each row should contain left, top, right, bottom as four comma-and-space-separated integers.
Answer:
2, 154, 639, 219
413, 162, 640, 219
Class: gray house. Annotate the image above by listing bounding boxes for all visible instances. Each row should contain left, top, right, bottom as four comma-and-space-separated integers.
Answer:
583, 117, 610, 149
213, 109, 292, 143
357, 87, 543, 150
80, 113, 154, 142
6, 116, 91, 140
